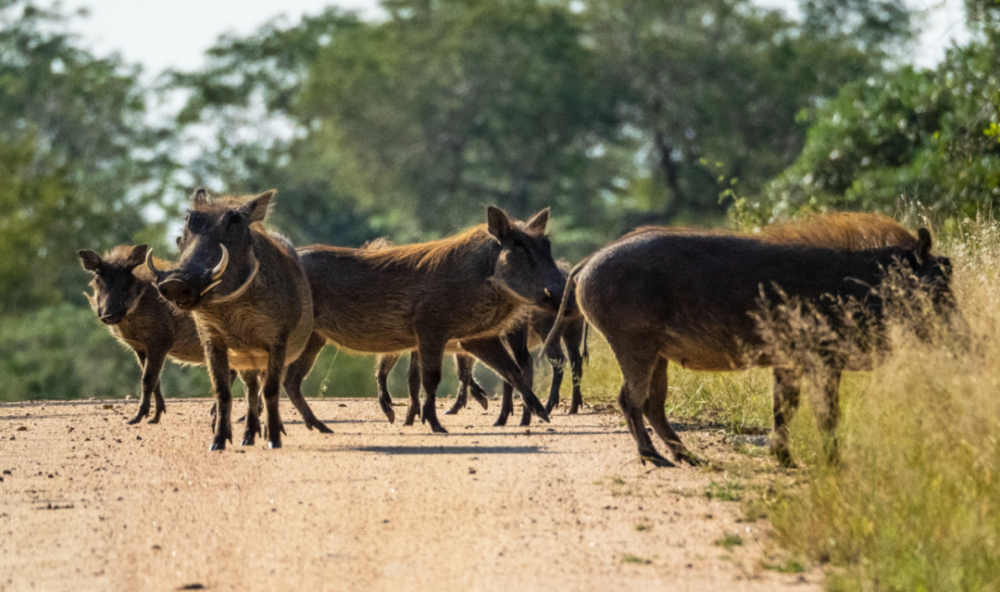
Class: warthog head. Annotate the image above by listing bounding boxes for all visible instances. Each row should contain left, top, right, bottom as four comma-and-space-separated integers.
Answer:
148, 188, 271, 310
78, 245, 149, 325
488, 207, 565, 313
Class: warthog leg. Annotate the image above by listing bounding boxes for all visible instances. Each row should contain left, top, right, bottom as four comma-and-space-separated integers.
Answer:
128, 349, 167, 425
562, 320, 586, 415
460, 336, 549, 426
644, 357, 701, 466
240, 371, 261, 446
444, 354, 474, 415
495, 382, 515, 427
282, 333, 333, 433
610, 338, 675, 467
206, 339, 234, 451
261, 341, 288, 449
403, 351, 422, 426
770, 368, 802, 468
416, 338, 449, 434
375, 353, 401, 423
808, 368, 841, 466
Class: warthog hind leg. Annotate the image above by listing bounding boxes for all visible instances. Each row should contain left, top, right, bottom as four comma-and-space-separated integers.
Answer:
644, 357, 701, 466
375, 353, 400, 423
403, 351, 422, 426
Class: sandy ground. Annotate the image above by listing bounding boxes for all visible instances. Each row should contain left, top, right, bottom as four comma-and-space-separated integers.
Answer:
0, 398, 818, 592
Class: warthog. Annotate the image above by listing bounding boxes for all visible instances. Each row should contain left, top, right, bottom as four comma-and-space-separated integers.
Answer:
366, 246, 587, 426
547, 223, 957, 467
147, 189, 319, 450
80, 244, 331, 433
283, 207, 565, 433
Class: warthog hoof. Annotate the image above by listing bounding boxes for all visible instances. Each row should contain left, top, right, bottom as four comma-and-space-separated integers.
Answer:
379, 398, 396, 423
126, 407, 148, 425
430, 424, 448, 434
210, 436, 228, 451
403, 406, 420, 426
639, 448, 676, 468
674, 450, 704, 467
267, 439, 282, 449
443, 398, 465, 415
309, 419, 333, 434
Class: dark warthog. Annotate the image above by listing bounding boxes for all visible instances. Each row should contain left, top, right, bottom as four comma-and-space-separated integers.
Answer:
546, 225, 957, 468
284, 207, 564, 433
147, 189, 320, 450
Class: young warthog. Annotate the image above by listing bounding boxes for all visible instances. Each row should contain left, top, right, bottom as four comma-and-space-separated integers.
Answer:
284, 207, 565, 433
79, 244, 203, 424
147, 189, 319, 450
547, 225, 958, 467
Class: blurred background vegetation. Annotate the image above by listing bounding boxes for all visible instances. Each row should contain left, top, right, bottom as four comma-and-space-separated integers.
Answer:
2, 0, 1000, 403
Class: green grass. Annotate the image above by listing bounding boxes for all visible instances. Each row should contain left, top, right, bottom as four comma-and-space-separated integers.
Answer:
706, 480, 745, 502
622, 553, 652, 564
715, 533, 744, 551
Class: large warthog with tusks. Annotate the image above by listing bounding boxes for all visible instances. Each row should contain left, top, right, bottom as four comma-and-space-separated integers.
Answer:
284, 207, 564, 433
545, 215, 961, 467
146, 189, 319, 450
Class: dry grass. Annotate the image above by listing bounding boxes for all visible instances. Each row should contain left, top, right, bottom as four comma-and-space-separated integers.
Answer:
557, 216, 1000, 590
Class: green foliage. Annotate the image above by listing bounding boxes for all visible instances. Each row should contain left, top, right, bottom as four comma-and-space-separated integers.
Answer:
746, 14, 1000, 225
0, 0, 165, 314
0, 304, 209, 401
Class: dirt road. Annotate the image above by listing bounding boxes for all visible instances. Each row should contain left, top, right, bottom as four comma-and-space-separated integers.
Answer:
0, 398, 816, 591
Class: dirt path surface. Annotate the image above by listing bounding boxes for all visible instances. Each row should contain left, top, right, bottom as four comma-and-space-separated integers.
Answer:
0, 399, 817, 592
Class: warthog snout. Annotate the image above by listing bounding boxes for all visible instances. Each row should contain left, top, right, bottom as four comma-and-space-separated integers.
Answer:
99, 313, 124, 325
156, 278, 201, 309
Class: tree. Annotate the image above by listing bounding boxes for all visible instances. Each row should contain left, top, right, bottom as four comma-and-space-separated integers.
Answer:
0, 0, 164, 314
300, 0, 623, 245
744, 3, 1000, 225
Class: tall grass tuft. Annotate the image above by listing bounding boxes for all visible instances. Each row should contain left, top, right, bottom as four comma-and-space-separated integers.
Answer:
768, 217, 1000, 591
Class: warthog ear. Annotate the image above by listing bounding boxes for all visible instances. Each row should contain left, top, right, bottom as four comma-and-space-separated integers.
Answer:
191, 187, 209, 207
524, 207, 550, 234
239, 190, 275, 223
487, 206, 511, 241
917, 228, 932, 262
126, 244, 148, 269
78, 250, 102, 272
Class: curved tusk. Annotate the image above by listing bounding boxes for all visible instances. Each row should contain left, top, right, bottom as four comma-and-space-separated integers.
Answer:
208, 252, 260, 304
145, 249, 164, 279
211, 244, 229, 281
544, 288, 552, 298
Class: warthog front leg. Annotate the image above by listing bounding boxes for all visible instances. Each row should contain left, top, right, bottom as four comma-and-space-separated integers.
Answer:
644, 357, 700, 466
771, 368, 802, 468
205, 339, 234, 451
261, 341, 288, 449
375, 353, 400, 423
240, 371, 262, 446
417, 338, 448, 434
128, 349, 168, 425
495, 382, 515, 427
460, 336, 549, 426
282, 332, 332, 433
446, 354, 489, 414
403, 351, 421, 426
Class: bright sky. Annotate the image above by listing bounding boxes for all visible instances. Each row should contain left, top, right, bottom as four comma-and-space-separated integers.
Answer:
44, 0, 969, 77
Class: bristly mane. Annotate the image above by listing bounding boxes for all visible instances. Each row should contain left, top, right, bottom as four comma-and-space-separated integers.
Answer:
757, 212, 918, 250
357, 225, 494, 271
624, 212, 917, 251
